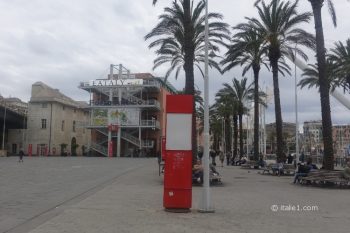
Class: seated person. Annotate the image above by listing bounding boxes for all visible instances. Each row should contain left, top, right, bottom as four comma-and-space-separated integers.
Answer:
271, 162, 284, 175
293, 158, 316, 183
257, 156, 266, 168
236, 156, 247, 166
193, 160, 204, 183
341, 161, 350, 180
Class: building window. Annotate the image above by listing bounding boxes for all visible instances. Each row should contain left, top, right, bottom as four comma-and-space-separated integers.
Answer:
41, 119, 47, 129
73, 121, 76, 132
61, 120, 65, 131
42, 103, 47, 108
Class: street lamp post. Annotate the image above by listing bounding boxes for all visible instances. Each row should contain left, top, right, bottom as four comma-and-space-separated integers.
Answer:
294, 46, 299, 162
199, 0, 214, 213
2, 104, 7, 150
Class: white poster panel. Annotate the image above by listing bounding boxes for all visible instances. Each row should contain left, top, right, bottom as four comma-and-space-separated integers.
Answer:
166, 113, 192, 150
108, 108, 139, 126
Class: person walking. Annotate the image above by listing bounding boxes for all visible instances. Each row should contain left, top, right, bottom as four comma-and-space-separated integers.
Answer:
210, 149, 216, 166
219, 151, 225, 167
226, 151, 232, 166
18, 149, 24, 162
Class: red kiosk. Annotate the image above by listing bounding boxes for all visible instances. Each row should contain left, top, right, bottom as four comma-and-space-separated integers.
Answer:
163, 95, 193, 211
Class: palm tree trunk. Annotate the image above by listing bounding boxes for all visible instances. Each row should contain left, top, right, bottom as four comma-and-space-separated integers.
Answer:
253, 66, 260, 161
239, 113, 244, 158
225, 117, 231, 154
182, 0, 197, 163
271, 59, 285, 163
310, 0, 334, 170
233, 115, 238, 159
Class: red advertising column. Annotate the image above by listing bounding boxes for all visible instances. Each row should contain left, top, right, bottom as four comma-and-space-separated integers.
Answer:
163, 95, 193, 211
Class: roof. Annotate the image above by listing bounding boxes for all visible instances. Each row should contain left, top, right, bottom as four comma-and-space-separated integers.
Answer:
30, 82, 87, 108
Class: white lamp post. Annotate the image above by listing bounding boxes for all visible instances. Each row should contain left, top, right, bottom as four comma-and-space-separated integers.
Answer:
199, 0, 214, 213
294, 48, 299, 162
2, 103, 6, 150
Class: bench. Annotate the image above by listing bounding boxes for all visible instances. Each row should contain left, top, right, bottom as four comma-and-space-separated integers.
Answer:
262, 164, 295, 176
300, 170, 350, 186
241, 160, 258, 169
210, 172, 222, 185
262, 164, 272, 174
282, 164, 296, 175
158, 160, 165, 176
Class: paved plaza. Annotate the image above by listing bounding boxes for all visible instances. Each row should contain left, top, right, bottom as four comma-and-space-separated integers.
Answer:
1, 157, 349, 233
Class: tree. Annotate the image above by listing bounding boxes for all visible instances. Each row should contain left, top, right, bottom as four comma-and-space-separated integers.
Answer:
147, 0, 230, 157
308, 0, 338, 170
329, 39, 350, 92
249, 0, 314, 162
210, 95, 238, 156
298, 59, 338, 91
216, 78, 262, 159
221, 27, 268, 161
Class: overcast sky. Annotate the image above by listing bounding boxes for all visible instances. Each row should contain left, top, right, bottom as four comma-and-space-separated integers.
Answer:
0, 0, 349, 125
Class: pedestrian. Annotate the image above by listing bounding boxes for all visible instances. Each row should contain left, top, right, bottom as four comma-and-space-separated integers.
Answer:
226, 151, 232, 166
219, 151, 224, 167
18, 149, 24, 162
287, 154, 293, 164
210, 149, 216, 166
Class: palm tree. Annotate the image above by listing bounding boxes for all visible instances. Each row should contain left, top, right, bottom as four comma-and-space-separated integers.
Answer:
216, 78, 261, 159
298, 59, 339, 91
221, 27, 268, 161
307, 0, 338, 170
212, 95, 234, 156
248, 0, 314, 162
146, 0, 230, 157
329, 39, 350, 92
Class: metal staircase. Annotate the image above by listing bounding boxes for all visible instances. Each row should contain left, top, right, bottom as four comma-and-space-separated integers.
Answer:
93, 128, 154, 157
90, 143, 108, 156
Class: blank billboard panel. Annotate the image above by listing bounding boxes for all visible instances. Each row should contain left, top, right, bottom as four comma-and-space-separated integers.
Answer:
166, 113, 192, 150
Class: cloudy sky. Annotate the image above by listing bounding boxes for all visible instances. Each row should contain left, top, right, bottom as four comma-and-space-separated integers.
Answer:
0, 0, 349, 126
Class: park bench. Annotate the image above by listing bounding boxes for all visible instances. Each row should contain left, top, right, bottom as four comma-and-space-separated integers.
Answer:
241, 160, 258, 169
282, 164, 296, 175
262, 164, 272, 174
262, 163, 295, 176
210, 172, 222, 185
300, 170, 350, 187
158, 159, 165, 176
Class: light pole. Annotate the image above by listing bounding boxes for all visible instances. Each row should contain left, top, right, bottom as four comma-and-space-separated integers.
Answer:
2, 103, 7, 150
199, 0, 214, 213
294, 47, 299, 162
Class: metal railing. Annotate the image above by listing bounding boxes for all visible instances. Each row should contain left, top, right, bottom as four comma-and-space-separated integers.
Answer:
121, 131, 140, 146
90, 143, 108, 156
140, 120, 160, 128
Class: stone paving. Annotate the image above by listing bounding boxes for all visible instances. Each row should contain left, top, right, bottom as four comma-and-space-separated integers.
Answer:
1, 157, 349, 233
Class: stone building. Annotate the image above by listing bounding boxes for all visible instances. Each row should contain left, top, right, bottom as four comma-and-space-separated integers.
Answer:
265, 122, 296, 153
1, 96, 27, 155
303, 120, 323, 153
23, 82, 91, 156
332, 124, 350, 157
